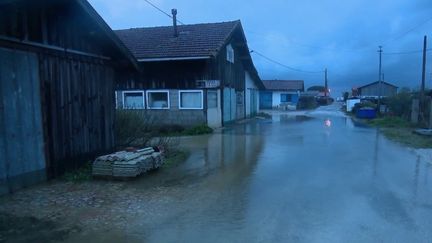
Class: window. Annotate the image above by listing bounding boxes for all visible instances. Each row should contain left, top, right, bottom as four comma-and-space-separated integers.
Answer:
179, 90, 203, 109
207, 90, 218, 108
281, 94, 293, 103
226, 44, 234, 63
122, 91, 145, 109
147, 90, 170, 109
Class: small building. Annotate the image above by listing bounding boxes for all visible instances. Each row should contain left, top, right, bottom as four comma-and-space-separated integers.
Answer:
0, 0, 137, 194
259, 80, 304, 109
115, 20, 263, 128
358, 81, 398, 97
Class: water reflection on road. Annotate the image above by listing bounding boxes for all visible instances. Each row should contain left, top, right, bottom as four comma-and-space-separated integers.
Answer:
121, 105, 432, 242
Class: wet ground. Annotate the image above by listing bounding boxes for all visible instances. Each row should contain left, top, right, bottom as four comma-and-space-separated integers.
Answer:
1, 104, 432, 242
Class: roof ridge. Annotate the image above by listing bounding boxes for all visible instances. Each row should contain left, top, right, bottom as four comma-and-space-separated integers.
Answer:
114, 20, 240, 32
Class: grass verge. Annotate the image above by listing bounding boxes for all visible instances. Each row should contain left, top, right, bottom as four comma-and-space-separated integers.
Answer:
162, 125, 213, 136
256, 112, 272, 119
162, 150, 190, 169
366, 117, 432, 148
366, 116, 412, 128
380, 128, 432, 149
62, 162, 92, 182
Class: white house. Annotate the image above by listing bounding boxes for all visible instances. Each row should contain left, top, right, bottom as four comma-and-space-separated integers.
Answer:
259, 80, 305, 109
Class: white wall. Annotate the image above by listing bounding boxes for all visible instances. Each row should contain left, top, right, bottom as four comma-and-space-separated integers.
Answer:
245, 71, 260, 117
272, 91, 300, 107
207, 89, 222, 128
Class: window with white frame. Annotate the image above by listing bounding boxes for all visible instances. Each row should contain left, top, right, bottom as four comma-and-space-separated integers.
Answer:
147, 90, 170, 109
179, 90, 203, 109
122, 91, 145, 109
226, 44, 234, 63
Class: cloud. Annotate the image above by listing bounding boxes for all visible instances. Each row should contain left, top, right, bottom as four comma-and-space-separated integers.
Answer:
89, 0, 432, 92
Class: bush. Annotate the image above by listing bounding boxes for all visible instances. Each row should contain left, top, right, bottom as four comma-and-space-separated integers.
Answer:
384, 90, 412, 119
182, 125, 213, 135
62, 161, 92, 182
115, 110, 157, 148
297, 96, 318, 110
353, 101, 377, 114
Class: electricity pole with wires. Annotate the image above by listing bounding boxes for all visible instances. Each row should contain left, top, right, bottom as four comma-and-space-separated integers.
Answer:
324, 68, 328, 97
420, 35, 427, 108
377, 46, 383, 113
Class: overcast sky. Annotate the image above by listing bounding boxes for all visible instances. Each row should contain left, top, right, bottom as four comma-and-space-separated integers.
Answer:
89, 0, 432, 95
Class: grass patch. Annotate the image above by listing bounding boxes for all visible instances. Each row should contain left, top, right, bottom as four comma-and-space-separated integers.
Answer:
365, 116, 432, 148
162, 150, 190, 168
381, 128, 432, 148
182, 125, 213, 136
256, 112, 272, 119
367, 116, 413, 128
162, 124, 213, 136
345, 102, 432, 148
62, 162, 92, 182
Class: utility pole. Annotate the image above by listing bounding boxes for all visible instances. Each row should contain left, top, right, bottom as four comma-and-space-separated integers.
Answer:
420, 35, 427, 109
377, 46, 383, 112
324, 68, 328, 97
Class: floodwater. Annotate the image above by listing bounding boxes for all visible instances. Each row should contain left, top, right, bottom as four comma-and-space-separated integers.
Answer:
69, 104, 432, 243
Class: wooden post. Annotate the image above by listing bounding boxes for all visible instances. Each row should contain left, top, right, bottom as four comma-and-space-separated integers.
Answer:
411, 99, 420, 124
429, 99, 432, 129
420, 36, 427, 122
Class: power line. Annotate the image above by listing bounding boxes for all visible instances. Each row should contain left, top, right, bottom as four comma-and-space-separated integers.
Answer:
250, 49, 324, 74
384, 48, 432, 55
143, 0, 185, 25
383, 16, 432, 45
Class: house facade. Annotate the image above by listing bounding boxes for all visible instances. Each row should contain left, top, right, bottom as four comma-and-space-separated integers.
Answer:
259, 80, 304, 109
0, 0, 137, 194
358, 81, 398, 97
115, 20, 263, 127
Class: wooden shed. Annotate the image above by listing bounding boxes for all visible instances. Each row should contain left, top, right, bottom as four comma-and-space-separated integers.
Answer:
0, 0, 137, 194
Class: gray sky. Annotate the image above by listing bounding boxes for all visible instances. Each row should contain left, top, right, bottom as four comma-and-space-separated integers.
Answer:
89, 0, 432, 96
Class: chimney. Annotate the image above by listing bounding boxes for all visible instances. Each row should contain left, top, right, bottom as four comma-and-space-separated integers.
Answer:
172, 9, 178, 37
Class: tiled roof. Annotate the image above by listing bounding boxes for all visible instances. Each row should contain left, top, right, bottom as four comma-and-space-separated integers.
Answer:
262, 80, 305, 91
115, 21, 240, 60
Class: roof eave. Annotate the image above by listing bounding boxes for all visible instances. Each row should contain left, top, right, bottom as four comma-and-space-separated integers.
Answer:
137, 56, 212, 62
76, 0, 140, 70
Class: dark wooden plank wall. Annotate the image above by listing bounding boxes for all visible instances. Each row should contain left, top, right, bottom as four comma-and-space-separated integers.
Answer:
0, 1, 107, 56
117, 59, 213, 90
39, 54, 115, 175
214, 30, 246, 91
0, 1, 121, 176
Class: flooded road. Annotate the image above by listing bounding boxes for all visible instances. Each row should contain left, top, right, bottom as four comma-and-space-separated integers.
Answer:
92, 104, 432, 243
3, 104, 432, 242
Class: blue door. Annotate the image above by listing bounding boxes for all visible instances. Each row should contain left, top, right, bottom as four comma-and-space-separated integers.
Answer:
259, 91, 272, 109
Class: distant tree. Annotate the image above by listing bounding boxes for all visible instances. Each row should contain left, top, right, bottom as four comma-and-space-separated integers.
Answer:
398, 87, 411, 94
352, 88, 359, 97
343, 92, 349, 101
307, 86, 326, 92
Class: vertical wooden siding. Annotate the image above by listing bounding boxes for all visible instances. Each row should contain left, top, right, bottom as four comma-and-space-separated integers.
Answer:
39, 54, 115, 175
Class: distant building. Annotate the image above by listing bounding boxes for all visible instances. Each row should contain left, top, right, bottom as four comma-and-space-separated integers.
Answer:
259, 80, 304, 109
358, 81, 398, 97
